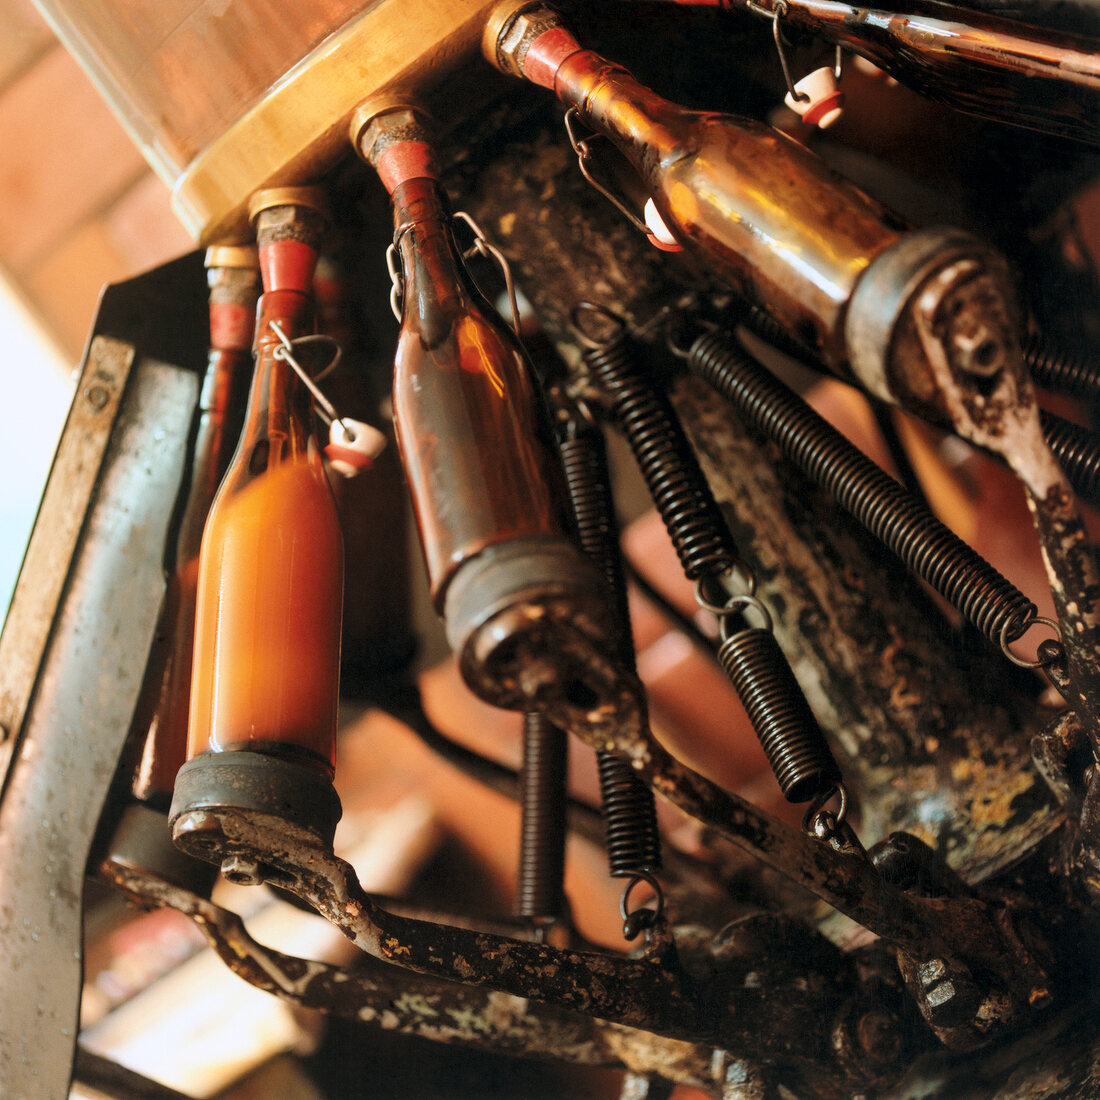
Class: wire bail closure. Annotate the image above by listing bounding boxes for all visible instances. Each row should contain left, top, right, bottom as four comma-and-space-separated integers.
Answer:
747, 0, 845, 124
388, 212, 523, 338
269, 320, 386, 477
563, 111, 684, 250
453, 210, 523, 338
564, 108, 651, 235
386, 243, 404, 324
747, 0, 808, 103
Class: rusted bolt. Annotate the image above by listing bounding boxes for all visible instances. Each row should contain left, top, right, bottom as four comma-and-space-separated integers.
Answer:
721, 1057, 773, 1100
952, 327, 1005, 378
85, 384, 110, 410
221, 855, 264, 886
856, 1008, 902, 1065
925, 979, 958, 1012
915, 958, 980, 1027
518, 659, 562, 697
917, 958, 948, 988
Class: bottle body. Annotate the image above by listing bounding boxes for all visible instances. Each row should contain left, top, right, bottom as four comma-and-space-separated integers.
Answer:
391, 178, 560, 608
553, 50, 903, 371
187, 287, 343, 777
136, 348, 251, 799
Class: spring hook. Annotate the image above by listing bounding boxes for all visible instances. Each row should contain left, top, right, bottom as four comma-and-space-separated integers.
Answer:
619, 872, 666, 941
555, 397, 663, 886
803, 785, 848, 834
999, 614, 1063, 670
803, 786, 862, 855
694, 568, 762, 620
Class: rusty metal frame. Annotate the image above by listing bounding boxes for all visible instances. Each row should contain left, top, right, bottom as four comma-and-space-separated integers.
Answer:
0, 255, 206, 1100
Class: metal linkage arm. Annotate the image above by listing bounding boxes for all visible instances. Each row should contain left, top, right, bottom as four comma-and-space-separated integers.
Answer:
98, 857, 718, 1091
170, 803, 708, 1042
845, 230, 1100, 735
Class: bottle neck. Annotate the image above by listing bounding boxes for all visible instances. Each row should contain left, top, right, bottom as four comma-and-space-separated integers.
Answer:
524, 31, 682, 164
392, 177, 475, 337
239, 289, 315, 464
205, 263, 260, 414
575, 58, 682, 157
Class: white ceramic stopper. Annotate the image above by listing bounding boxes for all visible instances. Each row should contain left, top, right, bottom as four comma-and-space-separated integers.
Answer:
644, 197, 683, 252
784, 66, 845, 129
325, 418, 387, 478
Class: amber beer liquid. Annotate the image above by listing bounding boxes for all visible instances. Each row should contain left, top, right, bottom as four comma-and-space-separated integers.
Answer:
186, 195, 343, 779
185, 432, 343, 770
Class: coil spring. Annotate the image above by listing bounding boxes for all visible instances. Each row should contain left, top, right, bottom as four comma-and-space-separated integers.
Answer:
737, 299, 815, 364
557, 430, 631, 633
718, 627, 840, 803
577, 305, 844, 810
1026, 334, 1100, 402
557, 418, 662, 878
687, 328, 1037, 645
516, 711, 568, 921
582, 326, 737, 580
1041, 409, 1100, 507
596, 750, 663, 875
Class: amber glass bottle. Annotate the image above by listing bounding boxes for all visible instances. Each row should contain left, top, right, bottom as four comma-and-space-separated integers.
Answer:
352, 106, 635, 737
132, 246, 258, 806
391, 180, 562, 604
185, 192, 343, 780
355, 107, 566, 609
487, 4, 906, 374
636, 0, 1100, 146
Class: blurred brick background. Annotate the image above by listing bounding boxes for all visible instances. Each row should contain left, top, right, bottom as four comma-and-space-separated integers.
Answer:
0, 0, 193, 363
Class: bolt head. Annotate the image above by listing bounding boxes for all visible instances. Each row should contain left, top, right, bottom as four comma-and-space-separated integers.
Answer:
856, 1009, 902, 1064
917, 958, 948, 988
483, 2, 561, 78
221, 855, 264, 886
85, 384, 109, 410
